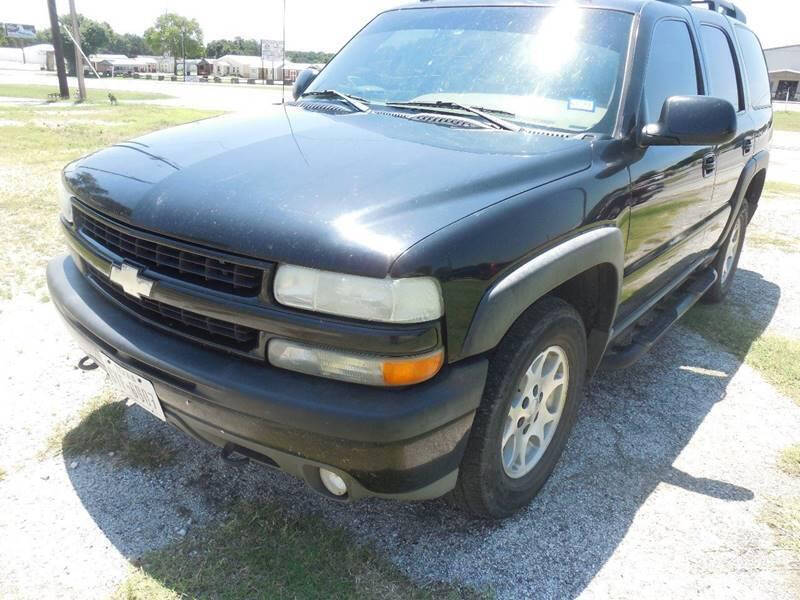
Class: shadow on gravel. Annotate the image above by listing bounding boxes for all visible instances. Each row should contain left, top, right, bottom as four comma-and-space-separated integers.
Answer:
63, 268, 780, 599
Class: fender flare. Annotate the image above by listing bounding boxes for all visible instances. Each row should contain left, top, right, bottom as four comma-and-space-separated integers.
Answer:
737, 148, 769, 218
460, 227, 625, 361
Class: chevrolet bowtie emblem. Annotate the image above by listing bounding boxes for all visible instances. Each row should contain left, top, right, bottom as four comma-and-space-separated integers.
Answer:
109, 262, 154, 298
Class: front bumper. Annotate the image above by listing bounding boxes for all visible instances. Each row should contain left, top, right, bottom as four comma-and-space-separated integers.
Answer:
47, 255, 489, 501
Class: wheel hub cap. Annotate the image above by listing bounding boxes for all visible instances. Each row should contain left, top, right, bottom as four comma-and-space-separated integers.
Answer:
501, 345, 569, 479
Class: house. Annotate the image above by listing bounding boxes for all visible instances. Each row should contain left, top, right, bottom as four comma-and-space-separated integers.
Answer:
208, 55, 322, 81
765, 45, 800, 102
133, 56, 159, 73
157, 56, 176, 74
281, 62, 323, 83
88, 54, 159, 76
196, 58, 215, 77
89, 53, 127, 72
214, 55, 266, 79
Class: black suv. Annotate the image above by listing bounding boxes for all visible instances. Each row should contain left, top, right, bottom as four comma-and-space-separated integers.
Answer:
48, 0, 772, 518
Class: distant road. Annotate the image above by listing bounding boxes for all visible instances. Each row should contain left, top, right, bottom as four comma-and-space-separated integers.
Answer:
0, 67, 285, 112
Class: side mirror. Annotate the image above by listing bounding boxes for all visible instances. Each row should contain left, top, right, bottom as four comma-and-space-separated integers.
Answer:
640, 96, 736, 147
292, 68, 319, 100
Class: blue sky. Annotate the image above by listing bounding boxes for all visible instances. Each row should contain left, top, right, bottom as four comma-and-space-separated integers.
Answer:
4, 0, 798, 52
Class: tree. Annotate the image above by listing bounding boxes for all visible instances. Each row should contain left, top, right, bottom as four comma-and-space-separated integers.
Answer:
206, 37, 260, 58
53, 14, 114, 74
287, 50, 335, 64
80, 19, 110, 51
206, 38, 236, 58
144, 13, 203, 73
108, 32, 152, 56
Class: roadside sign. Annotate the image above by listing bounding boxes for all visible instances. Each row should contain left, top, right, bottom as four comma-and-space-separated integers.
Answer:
3, 23, 36, 40
261, 39, 284, 62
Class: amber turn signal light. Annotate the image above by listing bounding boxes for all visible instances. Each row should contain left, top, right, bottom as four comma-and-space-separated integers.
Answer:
382, 349, 444, 386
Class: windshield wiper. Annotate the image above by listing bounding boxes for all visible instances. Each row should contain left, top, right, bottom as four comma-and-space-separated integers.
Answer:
385, 100, 521, 132
301, 90, 369, 113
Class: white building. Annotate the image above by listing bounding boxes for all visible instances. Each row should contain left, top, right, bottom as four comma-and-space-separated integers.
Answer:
89, 54, 159, 76
0, 44, 59, 70
157, 56, 176, 74
214, 55, 265, 78
212, 55, 322, 81
22, 44, 54, 68
765, 45, 800, 102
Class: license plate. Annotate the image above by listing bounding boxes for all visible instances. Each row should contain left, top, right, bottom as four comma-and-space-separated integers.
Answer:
99, 353, 166, 421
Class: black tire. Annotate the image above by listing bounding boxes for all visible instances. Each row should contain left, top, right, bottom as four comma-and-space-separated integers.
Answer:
449, 297, 587, 519
703, 202, 749, 304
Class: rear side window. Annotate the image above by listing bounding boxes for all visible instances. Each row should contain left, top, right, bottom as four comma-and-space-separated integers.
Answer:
700, 25, 742, 110
644, 20, 700, 121
736, 26, 771, 108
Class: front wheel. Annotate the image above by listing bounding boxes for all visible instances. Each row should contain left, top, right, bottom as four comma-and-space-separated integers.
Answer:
704, 202, 749, 304
449, 297, 587, 519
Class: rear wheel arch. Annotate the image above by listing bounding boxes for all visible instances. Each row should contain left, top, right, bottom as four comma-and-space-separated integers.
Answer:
460, 227, 624, 373
743, 168, 766, 222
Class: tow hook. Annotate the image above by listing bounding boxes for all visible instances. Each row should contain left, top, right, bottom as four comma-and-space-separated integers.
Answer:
77, 355, 98, 371
221, 442, 250, 466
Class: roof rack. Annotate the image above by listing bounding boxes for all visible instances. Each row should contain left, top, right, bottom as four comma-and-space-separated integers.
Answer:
690, 0, 747, 23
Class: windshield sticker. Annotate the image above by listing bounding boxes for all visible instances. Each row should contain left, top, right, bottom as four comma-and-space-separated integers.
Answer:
568, 98, 596, 112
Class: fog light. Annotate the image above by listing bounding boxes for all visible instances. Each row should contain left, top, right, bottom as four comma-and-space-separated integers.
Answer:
319, 468, 348, 496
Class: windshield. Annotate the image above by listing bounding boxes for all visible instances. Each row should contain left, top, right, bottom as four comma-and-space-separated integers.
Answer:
307, 6, 633, 134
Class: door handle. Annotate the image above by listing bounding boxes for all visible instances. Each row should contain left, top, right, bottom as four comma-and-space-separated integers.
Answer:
743, 136, 754, 155
702, 153, 717, 178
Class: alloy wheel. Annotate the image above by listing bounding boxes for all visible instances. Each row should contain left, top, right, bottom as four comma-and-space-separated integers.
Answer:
501, 346, 569, 479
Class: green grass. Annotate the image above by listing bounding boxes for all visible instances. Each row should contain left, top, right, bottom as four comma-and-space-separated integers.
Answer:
747, 232, 800, 253
0, 101, 220, 300
683, 305, 800, 405
764, 181, 800, 197
760, 496, 800, 558
774, 111, 800, 132
779, 445, 800, 478
114, 502, 485, 600
44, 390, 175, 469
0, 467, 6, 482
0, 83, 171, 102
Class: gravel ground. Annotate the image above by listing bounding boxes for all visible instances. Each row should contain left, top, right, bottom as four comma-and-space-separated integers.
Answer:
1, 183, 799, 597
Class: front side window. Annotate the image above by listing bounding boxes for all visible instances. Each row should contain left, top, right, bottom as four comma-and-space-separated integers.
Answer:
736, 26, 771, 109
700, 25, 742, 110
643, 20, 699, 122
307, 6, 634, 133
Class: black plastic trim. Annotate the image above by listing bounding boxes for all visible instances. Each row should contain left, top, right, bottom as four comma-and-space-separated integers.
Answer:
461, 227, 624, 358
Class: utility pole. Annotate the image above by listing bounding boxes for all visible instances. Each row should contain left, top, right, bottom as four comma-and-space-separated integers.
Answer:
281, 0, 286, 103
68, 0, 86, 101
182, 29, 186, 82
47, 0, 70, 99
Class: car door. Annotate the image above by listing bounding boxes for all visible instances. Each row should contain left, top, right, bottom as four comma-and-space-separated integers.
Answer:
619, 18, 716, 323
697, 18, 751, 251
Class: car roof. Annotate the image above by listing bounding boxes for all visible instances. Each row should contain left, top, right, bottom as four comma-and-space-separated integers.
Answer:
391, 1, 753, 31
393, 0, 650, 14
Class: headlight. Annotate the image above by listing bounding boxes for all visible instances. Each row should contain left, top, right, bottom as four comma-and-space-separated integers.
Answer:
59, 177, 74, 224
274, 264, 443, 324
268, 339, 444, 386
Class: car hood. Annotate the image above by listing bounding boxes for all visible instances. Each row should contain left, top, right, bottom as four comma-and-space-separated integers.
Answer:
65, 104, 591, 278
